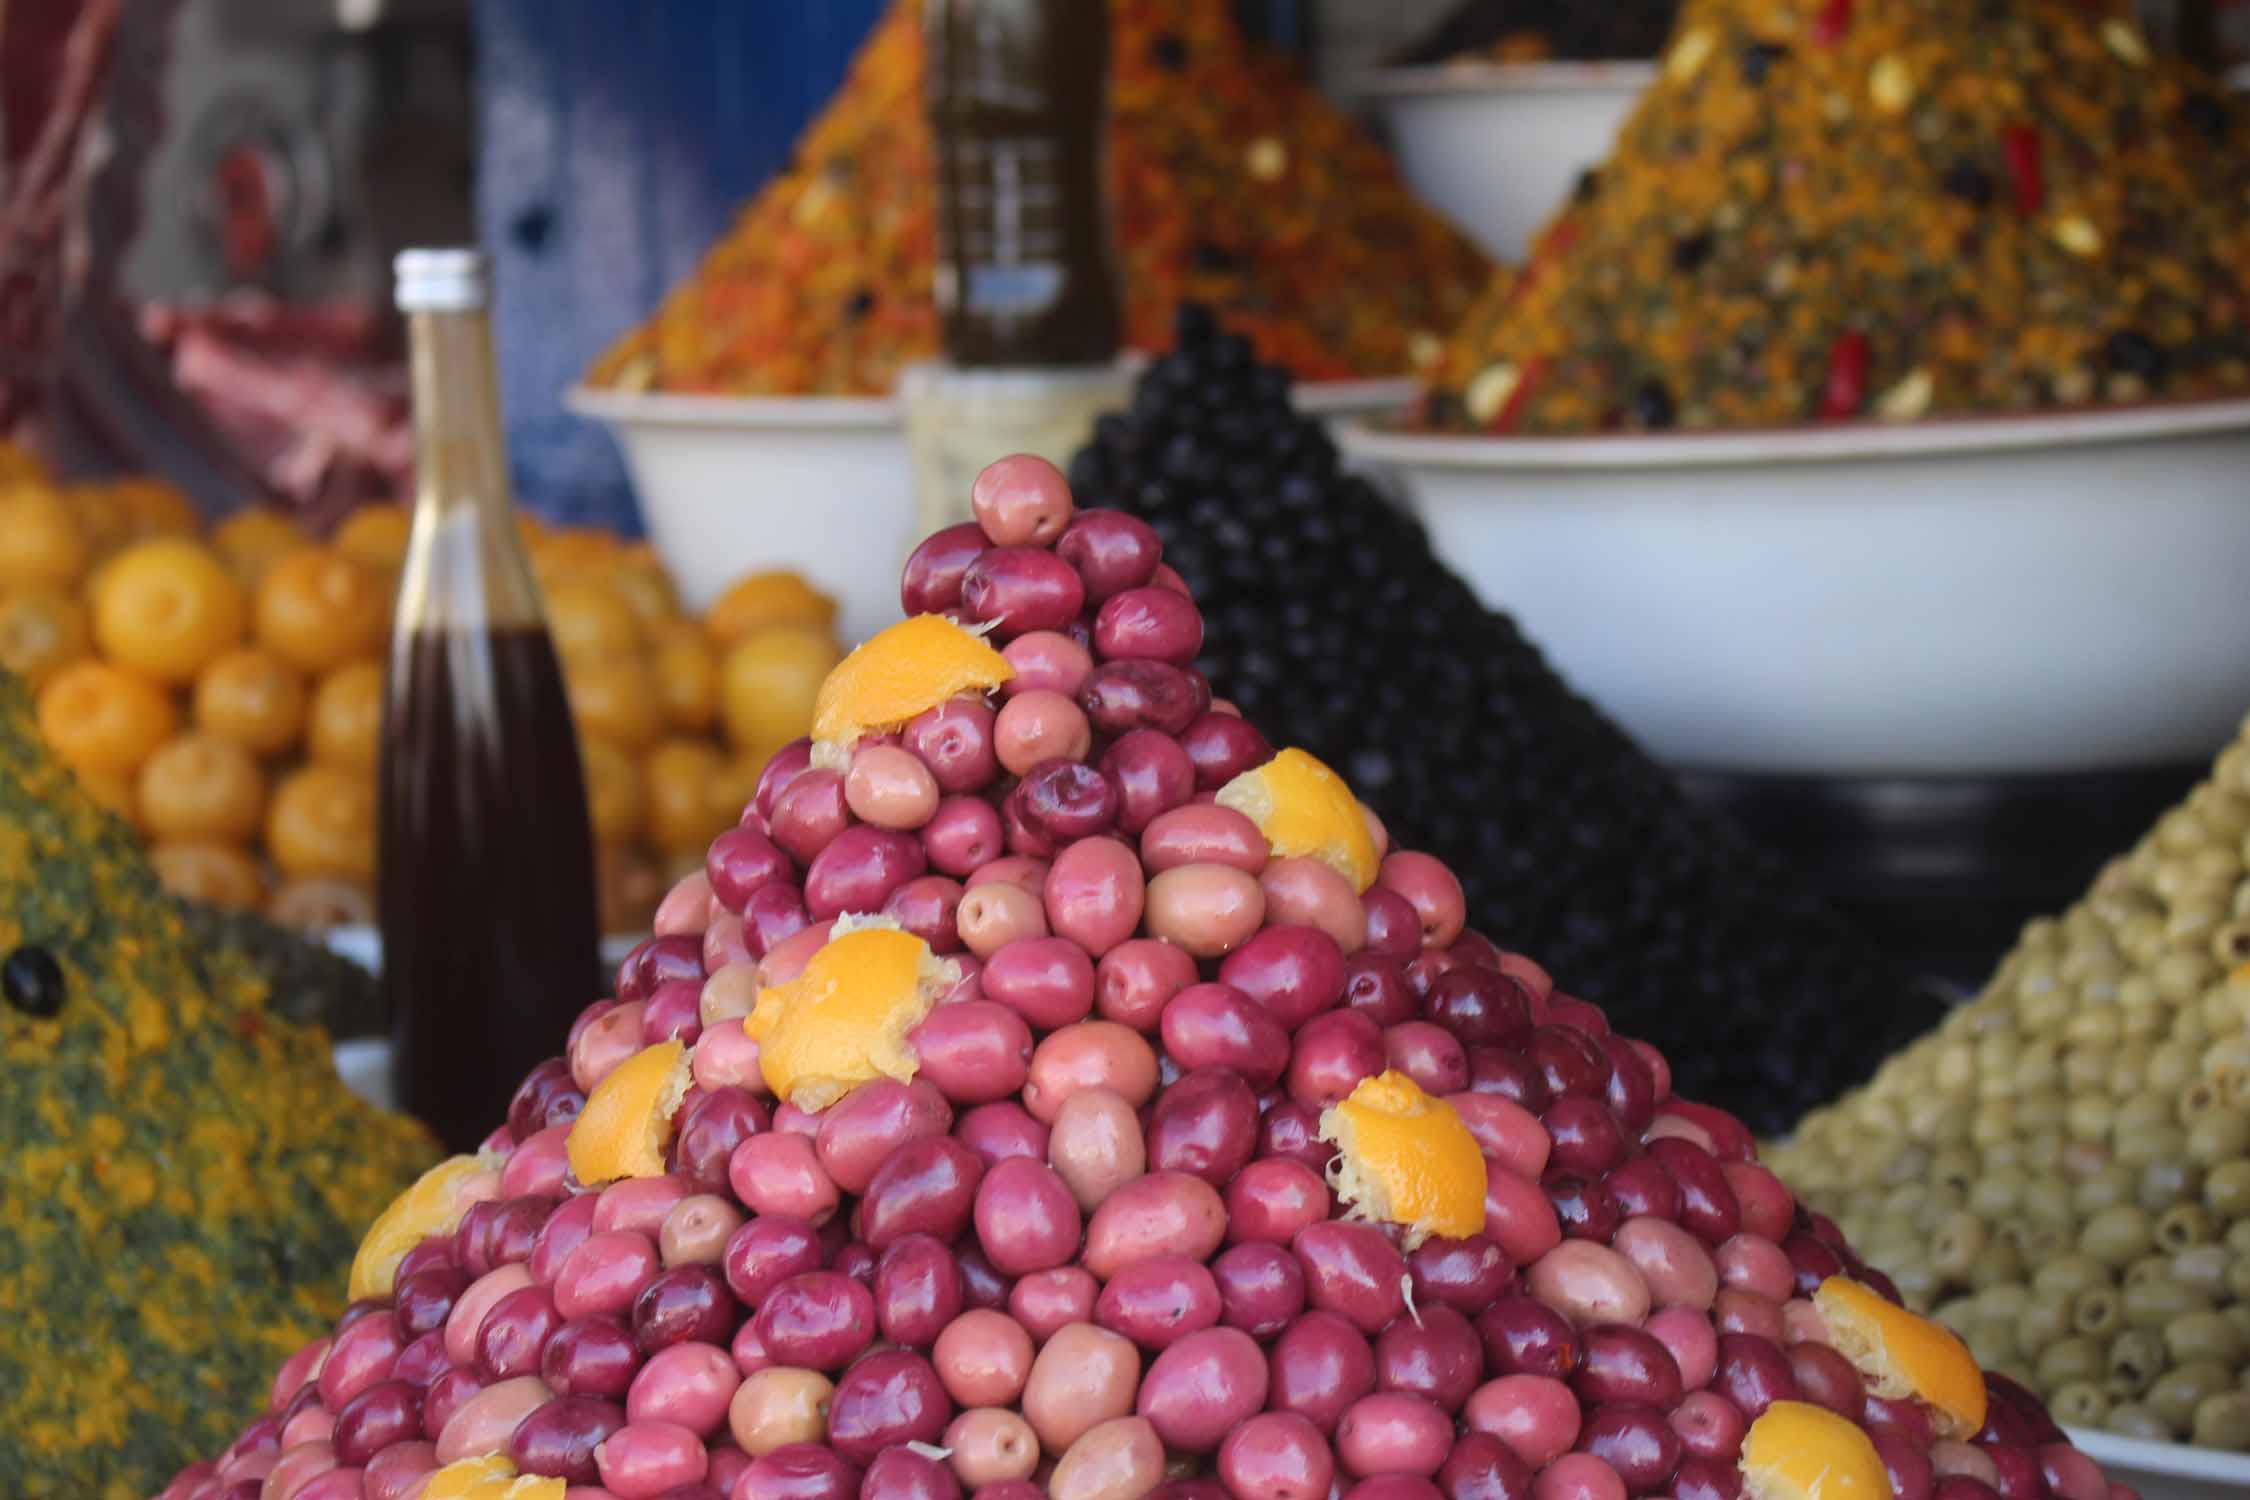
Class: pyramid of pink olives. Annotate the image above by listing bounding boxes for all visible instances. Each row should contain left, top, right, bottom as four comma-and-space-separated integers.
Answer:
157, 458, 2133, 1500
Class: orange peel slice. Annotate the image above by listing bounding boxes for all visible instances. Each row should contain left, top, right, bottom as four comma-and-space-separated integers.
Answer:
1216, 747, 1380, 892
566, 1039, 692, 1186
1815, 1276, 1988, 1439
747, 916, 959, 1111
422, 1455, 565, 1500
1740, 1401, 1891, 1500
1318, 1070, 1487, 1247
810, 614, 1012, 765
348, 1154, 492, 1302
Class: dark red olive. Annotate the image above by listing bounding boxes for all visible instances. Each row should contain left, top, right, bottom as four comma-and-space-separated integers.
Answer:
1212, 1242, 1306, 1340
1269, 1309, 1377, 1434
1438, 1432, 1535, 1500
875, 1233, 966, 1349
1541, 1097, 1628, 1177
1476, 1296, 1580, 1379
1423, 968, 1533, 1047
1579, 1402, 1683, 1496
1466, 1048, 1551, 1114
670, 1087, 767, 1193
509, 1394, 625, 1483
1526, 1026, 1612, 1098
1603, 1157, 1683, 1223
824, 1349, 952, 1463
1575, 1324, 1685, 1410
1374, 1304, 1482, 1413
1145, 1068, 1260, 1187
631, 1265, 735, 1353
1406, 1236, 1512, 1316
1712, 1333, 1799, 1419
1257, 1100, 1336, 1173
1543, 1172, 1623, 1243
1647, 1139, 1744, 1245
1341, 956, 1417, 1026
541, 1316, 641, 1400
395, 1267, 469, 1340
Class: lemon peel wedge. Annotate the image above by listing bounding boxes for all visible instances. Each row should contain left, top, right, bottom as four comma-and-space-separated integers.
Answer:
747, 917, 959, 1111
1814, 1276, 1988, 1439
348, 1154, 491, 1302
567, 1039, 692, 1186
1740, 1401, 1890, 1500
810, 614, 1013, 767
1217, 747, 1380, 892
1318, 1070, 1487, 1248
422, 1455, 566, 1500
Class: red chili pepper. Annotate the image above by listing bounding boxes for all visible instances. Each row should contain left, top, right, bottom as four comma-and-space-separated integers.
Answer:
1492, 358, 1545, 434
1821, 333, 1870, 420
1811, 0, 1853, 47
2003, 123, 2044, 217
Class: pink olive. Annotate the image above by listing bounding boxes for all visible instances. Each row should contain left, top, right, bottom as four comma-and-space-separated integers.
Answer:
933, 1309, 1036, 1407
1224, 1159, 1330, 1245
994, 690, 1093, 776
1008, 1266, 1100, 1342
1483, 1170, 1565, 1269
1044, 836, 1147, 958
973, 1157, 1085, 1275
982, 936, 1098, 1030
1022, 1324, 1139, 1455
971, 454, 1075, 546
955, 881, 1048, 959
902, 524, 988, 614
1448, 1094, 1551, 1180
909, 1001, 1035, 1106
1294, 1222, 1408, 1334
846, 745, 942, 831
957, 1100, 1050, 1167
1285, 1009, 1386, 1111
1260, 858, 1368, 954
904, 698, 1001, 795
1095, 1256, 1223, 1351
435, 1376, 552, 1463
626, 1342, 739, 1438
593, 1418, 707, 1497
1337, 1392, 1453, 1479
727, 1134, 840, 1226
1527, 1242, 1651, 1329
596, 1177, 693, 1239
1047, 1086, 1148, 1212
923, 796, 1005, 877
1220, 1412, 1335, 1500
1144, 862, 1265, 959
1138, 805, 1268, 875
1611, 1218, 1719, 1311
571, 1003, 648, 1093
1022, 1021, 1159, 1123
1137, 1327, 1270, 1453
1645, 1307, 1720, 1392
1082, 1172, 1227, 1279
1001, 629, 1094, 697
1095, 938, 1198, 1031
815, 1078, 954, 1194
1377, 852, 1465, 947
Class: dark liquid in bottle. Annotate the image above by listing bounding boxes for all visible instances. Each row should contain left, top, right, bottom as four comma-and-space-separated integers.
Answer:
927, 0, 1120, 366
379, 625, 599, 1151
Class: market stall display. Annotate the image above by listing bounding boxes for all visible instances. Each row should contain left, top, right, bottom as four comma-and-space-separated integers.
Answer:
1773, 712, 2250, 1450
0, 670, 436, 1498
582, 0, 1494, 398
1069, 308, 1944, 1135
0, 453, 844, 936
155, 461, 2118, 1500
1420, 0, 2250, 434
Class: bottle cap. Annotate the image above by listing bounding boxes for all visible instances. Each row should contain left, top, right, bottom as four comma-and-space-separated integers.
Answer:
394, 248, 489, 312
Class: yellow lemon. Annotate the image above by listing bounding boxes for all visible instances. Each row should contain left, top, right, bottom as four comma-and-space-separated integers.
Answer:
1319, 1070, 1487, 1247
748, 920, 960, 1111
1217, 747, 1380, 892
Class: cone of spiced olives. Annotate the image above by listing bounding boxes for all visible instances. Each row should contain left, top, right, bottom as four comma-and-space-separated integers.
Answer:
158, 461, 2125, 1500
1774, 723, 2250, 1452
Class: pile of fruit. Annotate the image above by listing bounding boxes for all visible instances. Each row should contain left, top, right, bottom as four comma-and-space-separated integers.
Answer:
154, 460, 2121, 1500
0, 667, 435, 1497
583, 0, 1493, 397
1395, 0, 1680, 66
1070, 308, 1944, 1135
1774, 712, 2250, 1450
1421, 0, 2250, 433
0, 452, 844, 935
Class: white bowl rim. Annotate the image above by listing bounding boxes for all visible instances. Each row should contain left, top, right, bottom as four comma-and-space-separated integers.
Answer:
566, 384, 901, 429
2063, 1425, 2250, 1483
1357, 59, 1662, 99
569, 374, 1419, 428
1338, 396, 2250, 472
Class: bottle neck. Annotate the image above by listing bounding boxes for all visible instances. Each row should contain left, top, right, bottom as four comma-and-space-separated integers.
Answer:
406, 305, 514, 523
398, 303, 543, 629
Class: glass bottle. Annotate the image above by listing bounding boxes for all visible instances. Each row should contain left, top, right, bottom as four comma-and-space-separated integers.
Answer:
382, 248, 598, 1151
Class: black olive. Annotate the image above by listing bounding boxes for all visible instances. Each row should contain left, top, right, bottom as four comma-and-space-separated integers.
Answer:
1740, 41, 1788, 84
2103, 329, 2169, 383
1192, 242, 1239, 274
1573, 169, 1602, 204
1941, 162, 1996, 207
843, 289, 876, 321
1671, 232, 1714, 272
1149, 33, 1189, 71
3, 945, 65, 1017
2181, 93, 2228, 141
1630, 379, 1678, 430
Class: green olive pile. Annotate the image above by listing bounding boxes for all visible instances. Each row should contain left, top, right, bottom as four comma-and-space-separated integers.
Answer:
1773, 714, 2250, 1452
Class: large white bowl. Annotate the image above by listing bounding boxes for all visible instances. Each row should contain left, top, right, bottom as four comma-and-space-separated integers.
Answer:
572, 377, 1413, 645
568, 386, 913, 646
1361, 62, 1656, 262
2065, 1427, 2250, 1500
1341, 400, 2250, 777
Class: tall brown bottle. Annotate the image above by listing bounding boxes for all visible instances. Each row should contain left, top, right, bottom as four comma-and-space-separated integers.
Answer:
382, 249, 599, 1151
926, 0, 1121, 367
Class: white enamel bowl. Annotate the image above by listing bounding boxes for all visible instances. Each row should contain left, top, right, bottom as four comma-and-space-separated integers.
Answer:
2064, 1427, 2250, 1500
1339, 400, 2250, 777
1360, 62, 1658, 262
571, 378, 1415, 646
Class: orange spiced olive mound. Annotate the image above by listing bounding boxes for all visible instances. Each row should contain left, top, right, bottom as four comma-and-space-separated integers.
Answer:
1423, 0, 2250, 433
585, 0, 1495, 397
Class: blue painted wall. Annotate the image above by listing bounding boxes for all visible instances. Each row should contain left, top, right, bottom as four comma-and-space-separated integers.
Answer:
475, 0, 891, 531
473, 0, 1307, 533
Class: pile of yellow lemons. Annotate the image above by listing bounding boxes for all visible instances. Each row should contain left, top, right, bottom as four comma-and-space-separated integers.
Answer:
0, 441, 841, 933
